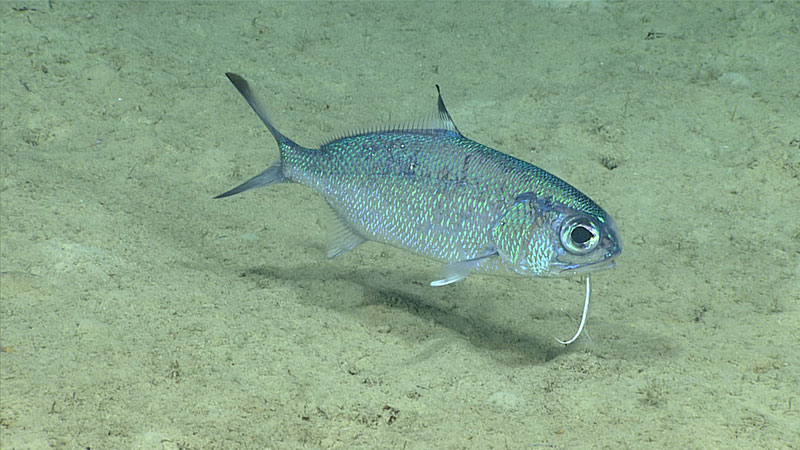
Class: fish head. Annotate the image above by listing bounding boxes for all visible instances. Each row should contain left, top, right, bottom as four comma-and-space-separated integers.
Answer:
492, 193, 622, 277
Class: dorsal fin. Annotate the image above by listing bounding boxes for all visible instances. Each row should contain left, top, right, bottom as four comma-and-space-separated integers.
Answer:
320, 85, 461, 146
434, 84, 461, 135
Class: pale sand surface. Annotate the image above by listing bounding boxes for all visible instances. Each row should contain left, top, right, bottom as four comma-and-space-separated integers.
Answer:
1, 2, 798, 448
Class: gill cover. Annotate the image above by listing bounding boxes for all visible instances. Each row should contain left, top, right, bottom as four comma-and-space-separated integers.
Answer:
491, 192, 608, 276
491, 193, 558, 275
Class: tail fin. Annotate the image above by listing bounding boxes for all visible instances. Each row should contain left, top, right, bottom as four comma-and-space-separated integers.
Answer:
215, 73, 298, 199
214, 162, 285, 199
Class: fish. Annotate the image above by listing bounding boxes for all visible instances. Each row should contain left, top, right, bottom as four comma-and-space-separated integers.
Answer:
216, 73, 622, 344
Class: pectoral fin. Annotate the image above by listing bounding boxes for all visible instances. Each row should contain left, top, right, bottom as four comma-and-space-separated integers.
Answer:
430, 248, 498, 287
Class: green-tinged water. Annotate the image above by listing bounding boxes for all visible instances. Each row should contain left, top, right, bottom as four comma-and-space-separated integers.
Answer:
1, 2, 798, 448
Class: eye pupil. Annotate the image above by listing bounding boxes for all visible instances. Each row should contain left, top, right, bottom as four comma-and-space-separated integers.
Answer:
571, 226, 594, 245
560, 218, 601, 255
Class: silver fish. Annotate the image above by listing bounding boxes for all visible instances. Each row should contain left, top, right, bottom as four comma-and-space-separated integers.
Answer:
217, 73, 622, 343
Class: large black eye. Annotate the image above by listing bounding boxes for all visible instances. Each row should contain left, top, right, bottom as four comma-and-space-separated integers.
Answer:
571, 226, 594, 245
560, 217, 600, 254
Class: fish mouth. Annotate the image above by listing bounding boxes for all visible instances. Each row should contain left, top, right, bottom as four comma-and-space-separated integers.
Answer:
558, 257, 617, 276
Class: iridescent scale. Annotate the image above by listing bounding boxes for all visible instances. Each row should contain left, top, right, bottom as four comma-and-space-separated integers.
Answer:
282, 129, 602, 265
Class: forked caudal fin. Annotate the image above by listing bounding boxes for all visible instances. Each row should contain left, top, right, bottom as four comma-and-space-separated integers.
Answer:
214, 73, 297, 198
224, 73, 286, 144
214, 162, 285, 198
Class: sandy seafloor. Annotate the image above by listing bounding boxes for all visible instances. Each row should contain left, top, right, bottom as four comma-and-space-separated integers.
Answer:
1, 1, 798, 448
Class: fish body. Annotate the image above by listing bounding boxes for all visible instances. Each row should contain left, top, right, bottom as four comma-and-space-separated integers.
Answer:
218, 74, 621, 286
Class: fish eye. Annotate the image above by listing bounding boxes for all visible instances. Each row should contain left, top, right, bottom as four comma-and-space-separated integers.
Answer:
560, 217, 600, 255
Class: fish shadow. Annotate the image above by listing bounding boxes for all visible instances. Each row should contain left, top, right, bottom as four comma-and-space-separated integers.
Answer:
361, 284, 569, 365
246, 261, 576, 365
